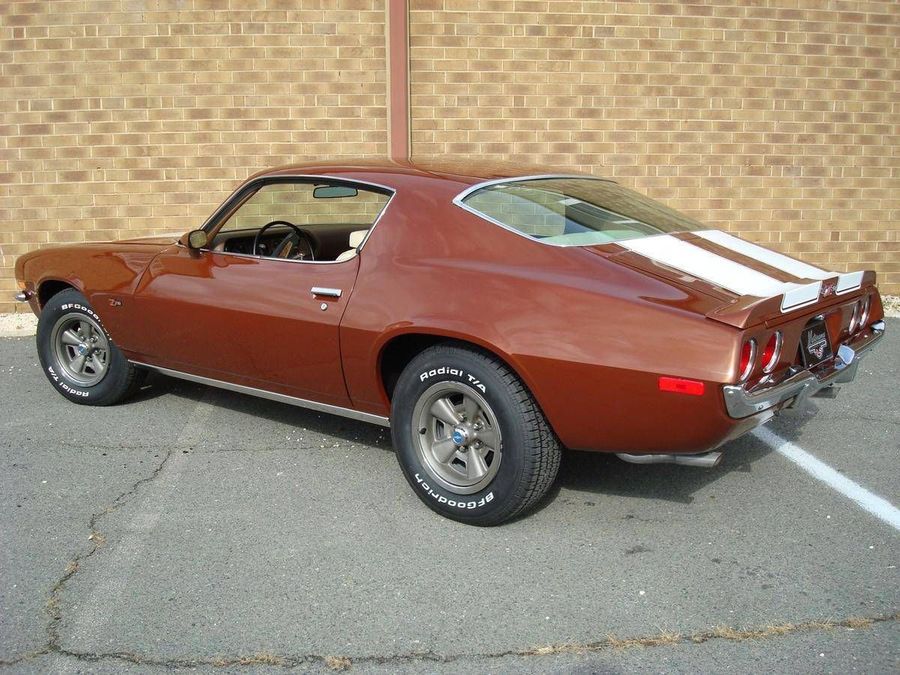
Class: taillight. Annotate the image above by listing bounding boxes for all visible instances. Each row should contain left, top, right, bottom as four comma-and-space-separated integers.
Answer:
761, 331, 782, 373
738, 339, 757, 383
848, 301, 860, 334
858, 295, 870, 330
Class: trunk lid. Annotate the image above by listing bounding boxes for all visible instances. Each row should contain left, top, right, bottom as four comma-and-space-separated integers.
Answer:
588, 230, 873, 329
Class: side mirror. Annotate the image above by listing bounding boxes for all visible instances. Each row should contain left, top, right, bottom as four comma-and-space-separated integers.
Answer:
186, 229, 208, 250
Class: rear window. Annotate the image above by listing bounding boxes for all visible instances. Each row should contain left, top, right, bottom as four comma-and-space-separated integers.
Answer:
458, 177, 703, 246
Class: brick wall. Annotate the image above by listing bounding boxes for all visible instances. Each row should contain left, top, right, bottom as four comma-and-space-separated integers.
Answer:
2, 1, 898, 314
410, 0, 899, 293
0, 0, 386, 312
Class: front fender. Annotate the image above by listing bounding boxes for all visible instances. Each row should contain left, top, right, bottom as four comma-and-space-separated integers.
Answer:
17, 243, 166, 346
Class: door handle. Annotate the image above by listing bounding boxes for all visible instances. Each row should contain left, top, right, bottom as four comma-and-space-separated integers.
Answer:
311, 287, 342, 298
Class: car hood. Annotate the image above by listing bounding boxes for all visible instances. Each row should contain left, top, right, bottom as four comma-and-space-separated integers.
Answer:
116, 232, 185, 246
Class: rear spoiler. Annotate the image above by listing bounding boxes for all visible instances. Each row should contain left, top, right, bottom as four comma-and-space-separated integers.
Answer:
706, 270, 878, 329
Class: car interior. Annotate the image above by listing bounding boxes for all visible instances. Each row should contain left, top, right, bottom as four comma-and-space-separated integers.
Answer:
210, 223, 371, 262
206, 181, 390, 262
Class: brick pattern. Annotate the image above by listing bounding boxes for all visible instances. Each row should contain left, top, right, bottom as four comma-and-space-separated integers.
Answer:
3, 1, 898, 315
0, 0, 386, 312
410, 0, 899, 293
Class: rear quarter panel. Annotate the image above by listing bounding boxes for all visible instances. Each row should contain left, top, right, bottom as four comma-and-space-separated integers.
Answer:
341, 176, 741, 453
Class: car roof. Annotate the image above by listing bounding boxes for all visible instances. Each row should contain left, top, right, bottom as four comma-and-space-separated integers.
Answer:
248, 157, 604, 192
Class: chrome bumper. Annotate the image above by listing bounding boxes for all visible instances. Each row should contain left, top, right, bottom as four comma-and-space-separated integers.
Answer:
14, 291, 31, 302
723, 320, 885, 419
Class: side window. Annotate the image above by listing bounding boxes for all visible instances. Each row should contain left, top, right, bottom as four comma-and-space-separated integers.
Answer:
464, 186, 566, 237
215, 181, 391, 261
220, 182, 389, 232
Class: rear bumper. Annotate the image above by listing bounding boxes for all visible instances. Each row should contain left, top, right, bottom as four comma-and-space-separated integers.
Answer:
722, 320, 885, 419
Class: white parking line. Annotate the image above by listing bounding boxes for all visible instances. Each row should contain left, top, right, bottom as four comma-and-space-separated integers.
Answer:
753, 426, 900, 532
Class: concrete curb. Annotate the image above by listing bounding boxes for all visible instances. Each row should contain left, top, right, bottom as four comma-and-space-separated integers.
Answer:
1, 297, 898, 338
0, 313, 38, 338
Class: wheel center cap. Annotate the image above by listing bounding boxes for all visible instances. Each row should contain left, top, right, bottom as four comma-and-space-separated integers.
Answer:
451, 426, 469, 446
77, 343, 89, 355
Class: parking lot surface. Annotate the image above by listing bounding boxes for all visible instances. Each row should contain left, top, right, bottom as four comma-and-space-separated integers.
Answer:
1, 320, 898, 673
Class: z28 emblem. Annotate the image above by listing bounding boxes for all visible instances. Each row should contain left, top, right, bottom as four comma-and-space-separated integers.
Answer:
806, 329, 828, 360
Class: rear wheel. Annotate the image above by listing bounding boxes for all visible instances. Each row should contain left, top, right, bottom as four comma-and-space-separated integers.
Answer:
391, 344, 561, 525
37, 288, 144, 405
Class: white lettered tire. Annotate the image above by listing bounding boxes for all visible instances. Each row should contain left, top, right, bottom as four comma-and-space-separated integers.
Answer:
36, 288, 145, 406
391, 344, 561, 525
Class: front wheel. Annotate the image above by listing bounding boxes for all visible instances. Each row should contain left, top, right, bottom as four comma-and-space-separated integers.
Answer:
36, 288, 145, 406
391, 344, 561, 525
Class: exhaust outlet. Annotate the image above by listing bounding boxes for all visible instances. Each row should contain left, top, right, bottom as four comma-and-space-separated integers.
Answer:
616, 451, 723, 468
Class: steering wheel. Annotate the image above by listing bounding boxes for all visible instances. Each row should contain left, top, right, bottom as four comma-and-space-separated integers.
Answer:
252, 220, 315, 261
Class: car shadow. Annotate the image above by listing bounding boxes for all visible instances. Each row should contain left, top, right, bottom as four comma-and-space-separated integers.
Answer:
130, 371, 812, 516
130, 371, 393, 450
517, 439, 777, 522
559, 440, 772, 502
528, 410, 832, 520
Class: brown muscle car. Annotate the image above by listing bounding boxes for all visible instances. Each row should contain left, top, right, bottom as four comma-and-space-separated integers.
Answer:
14, 160, 886, 525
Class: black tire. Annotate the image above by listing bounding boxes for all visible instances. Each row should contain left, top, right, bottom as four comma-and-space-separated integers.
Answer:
36, 288, 145, 406
391, 343, 561, 525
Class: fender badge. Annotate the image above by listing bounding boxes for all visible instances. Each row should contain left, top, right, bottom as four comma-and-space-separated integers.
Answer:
108, 298, 122, 307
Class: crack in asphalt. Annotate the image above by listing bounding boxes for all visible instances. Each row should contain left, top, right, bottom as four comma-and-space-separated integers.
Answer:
0, 447, 175, 668
2, 425, 896, 671
3, 613, 896, 669
49, 447, 175, 645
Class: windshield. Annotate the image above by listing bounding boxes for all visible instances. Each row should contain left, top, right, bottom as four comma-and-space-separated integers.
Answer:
459, 177, 704, 246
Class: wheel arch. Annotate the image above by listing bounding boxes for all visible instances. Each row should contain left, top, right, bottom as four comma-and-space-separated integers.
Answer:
37, 278, 78, 308
376, 329, 547, 418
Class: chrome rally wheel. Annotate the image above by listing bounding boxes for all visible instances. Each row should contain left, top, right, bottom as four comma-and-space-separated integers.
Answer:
36, 288, 145, 406
50, 313, 110, 387
412, 381, 502, 495
391, 343, 561, 526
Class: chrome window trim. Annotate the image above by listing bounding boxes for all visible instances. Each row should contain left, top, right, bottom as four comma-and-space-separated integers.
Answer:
180, 247, 357, 266
451, 174, 621, 249
175, 174, 396, 265
131, 361, 391, 427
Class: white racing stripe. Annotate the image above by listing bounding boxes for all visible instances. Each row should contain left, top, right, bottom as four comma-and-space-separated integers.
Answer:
696, 229, 863, 295
836, 270, 864, 294
753, 426, 900, 532
780, 281, 822, 312
621, 234, 792, 297
621, 229, 865, 311
695, 230, 832, 280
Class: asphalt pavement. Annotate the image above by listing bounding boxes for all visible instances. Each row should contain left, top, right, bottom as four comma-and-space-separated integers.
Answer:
1, 320, 898, 674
